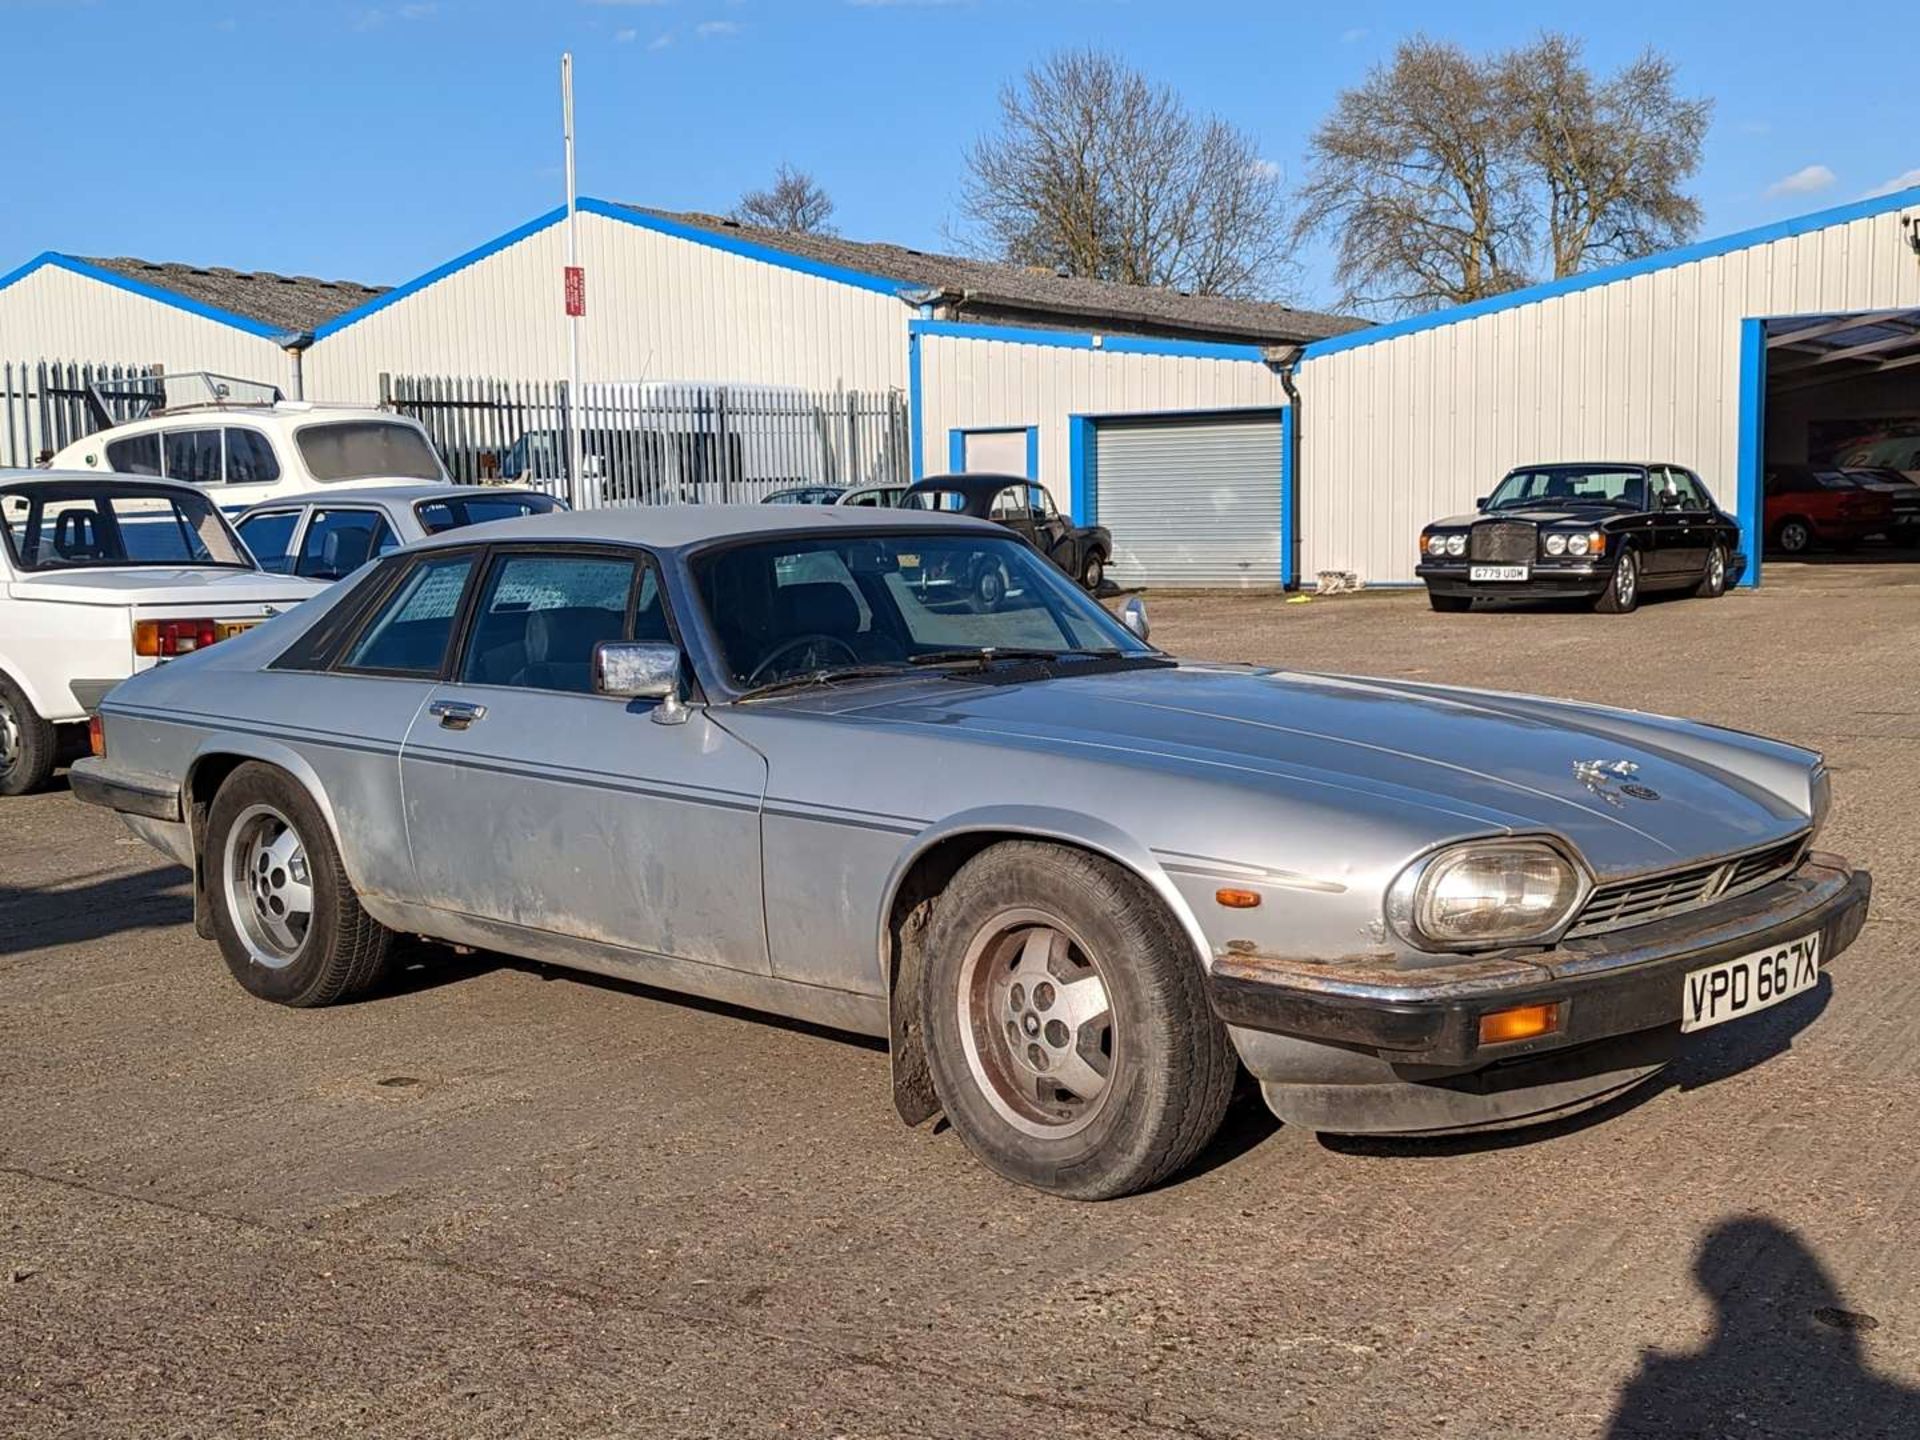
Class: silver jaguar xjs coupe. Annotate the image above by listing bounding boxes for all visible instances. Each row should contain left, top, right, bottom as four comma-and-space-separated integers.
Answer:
73, 505, 1870, 1199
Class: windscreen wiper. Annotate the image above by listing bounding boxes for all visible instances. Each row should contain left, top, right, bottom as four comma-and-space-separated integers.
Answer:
736, 664, 915, 700
907, 647, 1118, 670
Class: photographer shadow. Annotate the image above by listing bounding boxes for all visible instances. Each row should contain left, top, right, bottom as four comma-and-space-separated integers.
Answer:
1608, 1217, 1920, 1438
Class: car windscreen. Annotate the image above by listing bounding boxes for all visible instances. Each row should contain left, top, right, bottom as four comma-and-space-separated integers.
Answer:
692, 532, 1150, 690
1486, 466, 1648, 510
0, 483, 252, 572
295, 421, 445, 482
413, 492, 564, 534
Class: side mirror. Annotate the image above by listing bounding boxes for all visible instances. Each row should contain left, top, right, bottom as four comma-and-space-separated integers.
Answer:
1474, 496, 1489, 511
1120, 595, 1151, 642
594, 641, 689, 725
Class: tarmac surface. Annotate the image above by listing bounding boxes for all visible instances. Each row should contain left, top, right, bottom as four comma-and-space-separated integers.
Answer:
4, 560, 1918, 1438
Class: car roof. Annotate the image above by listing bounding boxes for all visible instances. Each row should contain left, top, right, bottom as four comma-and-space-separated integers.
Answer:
416, 502, 1003, 554
905, 472, 1035, 497
0, 468, 209, 496
236, 483, 540, 514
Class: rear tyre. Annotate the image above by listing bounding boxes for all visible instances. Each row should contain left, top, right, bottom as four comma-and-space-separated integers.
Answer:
1694, 544, 1729, 599
919, 841, 1237, 1200
1773, 518, 1812, 555
0, 674, 58, 797
206, 762, 392, 1007
1593, 548, 1640, 614
1427, 592, 1472, 613
1080, 550, 1106, 593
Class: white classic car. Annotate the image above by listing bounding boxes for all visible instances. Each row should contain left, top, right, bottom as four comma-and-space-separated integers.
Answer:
234, 484, 564, 582
47, 372, 458, 513
0, 472, 326, 795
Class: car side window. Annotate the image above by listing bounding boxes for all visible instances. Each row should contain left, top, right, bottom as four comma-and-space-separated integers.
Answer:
297, 509, 397, 581
225, 429, 282, 485
236, 510, 300, 574
991, 486, 1028, 520
104, 433, 162, 476
458, 552, 640, 694
163, 428, 223, 486
339, 552, 476, 676
1675, 472, 1712, 510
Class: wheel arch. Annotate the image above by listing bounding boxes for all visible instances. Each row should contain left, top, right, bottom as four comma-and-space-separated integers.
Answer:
0, 653, 61, 722
183, 737, 350, 938
876, 806, 1210, 1127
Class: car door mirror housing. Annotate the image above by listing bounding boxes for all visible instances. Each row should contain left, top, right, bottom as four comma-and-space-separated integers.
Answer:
594, 641, 689, 724
1474, 496, 1489, 511
1121, 596, 1151, 642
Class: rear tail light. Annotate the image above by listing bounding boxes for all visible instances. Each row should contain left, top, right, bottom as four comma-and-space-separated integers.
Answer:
133, 618, 220, 657
88, 714, 105, 757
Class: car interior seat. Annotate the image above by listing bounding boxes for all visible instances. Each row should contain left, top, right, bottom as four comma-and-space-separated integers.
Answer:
52, 510, 106, 560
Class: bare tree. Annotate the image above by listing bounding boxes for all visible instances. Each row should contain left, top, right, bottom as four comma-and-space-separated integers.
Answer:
960, 49, 1292, 299
1297, 33, 1710, 316
1504, 36, 1710, 278
1294, 38, 1531, 316
734, 163, 836, 235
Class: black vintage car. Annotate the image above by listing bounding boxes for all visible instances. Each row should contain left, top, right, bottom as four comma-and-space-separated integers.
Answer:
902, 473, 1112, 592
1416, 462, 1745, 615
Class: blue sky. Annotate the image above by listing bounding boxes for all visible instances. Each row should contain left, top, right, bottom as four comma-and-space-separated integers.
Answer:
2, 0, 1915, 309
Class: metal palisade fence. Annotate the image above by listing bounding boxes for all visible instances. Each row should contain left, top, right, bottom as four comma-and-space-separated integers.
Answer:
384, 374, 912, 507
2, 360, 159, 469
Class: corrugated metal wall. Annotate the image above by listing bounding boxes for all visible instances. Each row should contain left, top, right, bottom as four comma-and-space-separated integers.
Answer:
0, 265, 293, 390
303, 212, 909, 403
915, 330, 1288, 499
1300, 203, 1920, 585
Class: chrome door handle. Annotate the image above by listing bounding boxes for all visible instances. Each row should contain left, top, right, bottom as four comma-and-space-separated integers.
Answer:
429, 699, 487, 730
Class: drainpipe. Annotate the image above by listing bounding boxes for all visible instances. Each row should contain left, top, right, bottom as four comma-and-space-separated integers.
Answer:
281, 331, 314, 401
1266, 343, 1305, 591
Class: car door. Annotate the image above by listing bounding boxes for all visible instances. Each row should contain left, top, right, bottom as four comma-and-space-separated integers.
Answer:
1029, 485, 1078, 571
294, 506, 401, 582
1643, 467, 1688, 579
1670, 470, 1715, 575
397, 545, 770, 973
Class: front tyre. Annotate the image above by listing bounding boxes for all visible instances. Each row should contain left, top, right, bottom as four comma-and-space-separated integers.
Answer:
1593, 548, 1640, 614
919, 841, 1236, 1200
1080, 550, 1106, 592
206, 762, 392, 1007
0, 674, 58, 797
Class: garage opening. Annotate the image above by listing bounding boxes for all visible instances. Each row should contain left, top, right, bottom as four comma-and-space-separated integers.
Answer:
1090, 410, 1283, 589
1760, 310, 1920, 570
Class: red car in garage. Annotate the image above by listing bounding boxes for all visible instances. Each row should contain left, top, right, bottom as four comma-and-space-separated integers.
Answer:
1763, 466, 1893, 554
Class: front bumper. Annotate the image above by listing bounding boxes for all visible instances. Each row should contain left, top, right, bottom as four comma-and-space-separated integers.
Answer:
1209, 854, 1869, 1070
1417, 560, 1613, 598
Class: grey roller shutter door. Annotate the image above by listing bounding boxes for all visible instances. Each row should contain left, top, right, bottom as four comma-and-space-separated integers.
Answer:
1094, 413, 1283, 588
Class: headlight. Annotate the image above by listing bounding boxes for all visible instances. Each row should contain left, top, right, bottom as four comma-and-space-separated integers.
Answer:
1810, 762, 1832, 837
1387, 840, 1587, 949
1567, 533, 1590, 556
1544, 533, 1568, 556
1446, 534, 1467, 557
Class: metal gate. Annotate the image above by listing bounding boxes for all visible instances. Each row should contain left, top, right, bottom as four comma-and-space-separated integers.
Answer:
385, 374, 911, 505
1, 360, 158, 469
1092, 411, 1284, 588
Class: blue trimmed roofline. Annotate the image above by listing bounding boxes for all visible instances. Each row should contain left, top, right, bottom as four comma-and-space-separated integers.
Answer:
909, 317, 1268, 362
1303, 183, 1920, 361
0, 251, 291, 342
311, 206, 566, 340
311, 197, 913, 341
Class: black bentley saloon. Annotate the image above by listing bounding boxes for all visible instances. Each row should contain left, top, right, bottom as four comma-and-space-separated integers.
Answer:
1417, 462, 1746, 615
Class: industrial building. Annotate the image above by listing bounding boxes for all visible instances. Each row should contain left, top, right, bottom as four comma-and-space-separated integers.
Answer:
4, 183, 1918, 590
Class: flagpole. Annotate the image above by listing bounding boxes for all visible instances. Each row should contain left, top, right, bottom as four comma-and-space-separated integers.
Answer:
561, 52, 584, 506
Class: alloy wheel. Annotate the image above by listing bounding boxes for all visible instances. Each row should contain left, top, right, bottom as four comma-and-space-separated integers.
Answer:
956, 908, 1117, 1139
1708, 547, 1726, 593
1781, 521, 1810, 554
223, 803, 314, 968
1615, 552, 1638, 608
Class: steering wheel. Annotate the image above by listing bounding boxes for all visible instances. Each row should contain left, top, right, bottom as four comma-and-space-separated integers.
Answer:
747, 633, 861, 687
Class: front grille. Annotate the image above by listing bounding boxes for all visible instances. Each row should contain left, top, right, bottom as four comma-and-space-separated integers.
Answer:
1567, 835, 1809, 938
1470, 521, 1537, 564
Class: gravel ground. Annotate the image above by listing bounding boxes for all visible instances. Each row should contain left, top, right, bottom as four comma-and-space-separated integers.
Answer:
3, 561, 1918, 1439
